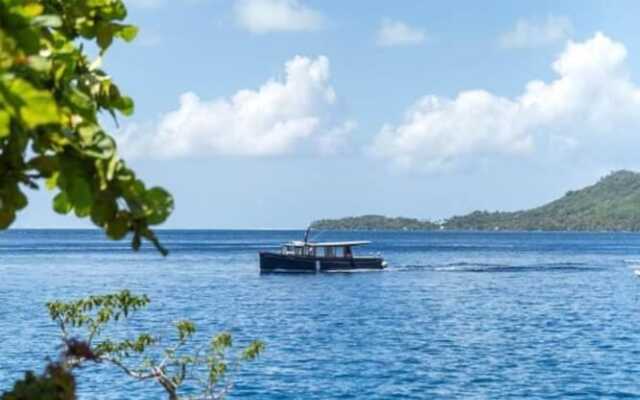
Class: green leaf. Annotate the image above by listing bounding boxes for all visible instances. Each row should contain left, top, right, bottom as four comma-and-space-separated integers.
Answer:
0, 110, 9, 138
9, 79, 59, 128
115, 96, 134, 116
96, 23, 114, 51
18, 3, 44, 17
67, 87, 94, 115
144, 187, 174, 225
67, 176, 93, 217
115, 25, 138, 42
52, 60, 69, 85
6, 186, 28, 210
176, 320, 196, 341
120, 179, 145, 199
106, 212, 129, 240
242, 341, 265, 361
0, 208, 15, 229
91, 192, 117, 227
46, 172, 59, 190
53, 192, 72, 214
13, 28, 40, 54
212, 332, 232, 351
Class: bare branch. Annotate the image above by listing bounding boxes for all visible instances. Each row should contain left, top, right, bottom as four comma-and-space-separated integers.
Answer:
101, 356, 156, 380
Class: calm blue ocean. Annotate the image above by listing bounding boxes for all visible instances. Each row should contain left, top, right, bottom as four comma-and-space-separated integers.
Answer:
2, 229, 640, 399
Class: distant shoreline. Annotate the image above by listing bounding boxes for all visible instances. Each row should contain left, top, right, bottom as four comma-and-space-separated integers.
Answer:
311, 170, 640, 233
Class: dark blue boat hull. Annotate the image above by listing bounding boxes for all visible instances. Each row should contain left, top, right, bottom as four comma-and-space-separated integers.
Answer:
259, 252, 385, 272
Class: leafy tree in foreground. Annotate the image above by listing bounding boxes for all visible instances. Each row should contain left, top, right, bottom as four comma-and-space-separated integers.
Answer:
0, 0, 172, 254
3, 291, 264, 400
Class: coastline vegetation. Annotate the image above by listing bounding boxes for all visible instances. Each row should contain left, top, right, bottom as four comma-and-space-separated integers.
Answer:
312, 170, 640, 232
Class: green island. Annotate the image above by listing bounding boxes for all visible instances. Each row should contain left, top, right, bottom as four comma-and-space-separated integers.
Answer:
311, 170, 640, 232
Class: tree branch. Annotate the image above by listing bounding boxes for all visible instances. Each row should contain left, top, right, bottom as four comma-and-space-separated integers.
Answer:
101, 356, 156, 380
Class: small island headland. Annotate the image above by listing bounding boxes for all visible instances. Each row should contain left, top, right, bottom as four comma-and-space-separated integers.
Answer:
311, 170, 640, 232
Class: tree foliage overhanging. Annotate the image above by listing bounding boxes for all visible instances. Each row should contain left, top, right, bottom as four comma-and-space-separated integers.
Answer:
0, 0, 172, 254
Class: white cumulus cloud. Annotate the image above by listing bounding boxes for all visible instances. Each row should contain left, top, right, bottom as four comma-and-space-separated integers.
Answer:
234, 0, 323, 34
376, 19, 426, 47
119, 56, 353, 158
370, 33, 640, 172
500, 15, 573, 48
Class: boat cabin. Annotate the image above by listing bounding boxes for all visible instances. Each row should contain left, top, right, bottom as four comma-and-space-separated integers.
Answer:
281, 241, 371, 258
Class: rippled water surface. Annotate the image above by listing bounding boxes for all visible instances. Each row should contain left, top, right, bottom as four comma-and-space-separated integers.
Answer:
2, 230, 640, 399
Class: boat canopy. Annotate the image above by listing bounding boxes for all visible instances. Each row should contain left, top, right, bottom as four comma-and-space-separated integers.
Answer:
287, 240, 371, 248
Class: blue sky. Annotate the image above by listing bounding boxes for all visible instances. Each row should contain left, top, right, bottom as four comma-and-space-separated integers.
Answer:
16, 0, 640, 229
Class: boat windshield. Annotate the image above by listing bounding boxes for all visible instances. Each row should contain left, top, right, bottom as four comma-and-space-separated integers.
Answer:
281, 242, 361, 258
281, 245, 316, 256
318, 246, 354, 258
